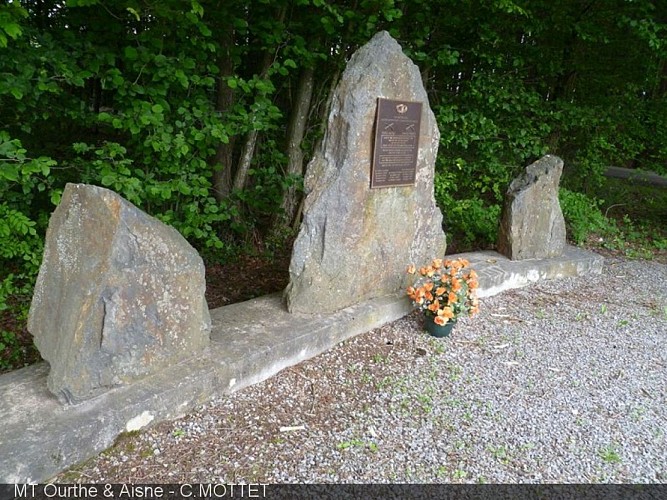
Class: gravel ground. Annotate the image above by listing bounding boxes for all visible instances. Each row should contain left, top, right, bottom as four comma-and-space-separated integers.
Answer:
58, 257, 667, 484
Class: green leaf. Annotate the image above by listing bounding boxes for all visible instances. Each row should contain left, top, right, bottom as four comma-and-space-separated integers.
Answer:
50, 190, 62, 206
124, 46, 138, 60
2, 23, 22, 40
175, 70, 188, 88
191, 0, 204, 17
0, 166, 19, 182
101, 175, 115, 185
72, 142, 91, 153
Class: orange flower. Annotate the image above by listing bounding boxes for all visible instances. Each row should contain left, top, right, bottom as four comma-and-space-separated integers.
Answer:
408, 259, 480, 320
440, 306, 454, 319
434, 315, 447, 326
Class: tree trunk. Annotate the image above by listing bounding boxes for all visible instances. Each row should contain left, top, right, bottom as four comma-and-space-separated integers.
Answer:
212, 23, 235, 202
280, 65, 315, 225
230, 4, 287, 193
232, 130, 259, 191
546, 28, 579, 152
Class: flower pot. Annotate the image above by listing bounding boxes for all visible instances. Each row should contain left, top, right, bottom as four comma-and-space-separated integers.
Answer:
424, 316, 456, 338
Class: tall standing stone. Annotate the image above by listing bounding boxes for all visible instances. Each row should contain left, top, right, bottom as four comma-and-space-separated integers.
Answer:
28, 183, 211, 404
497, 155, 567, 260
285, 31, 446, 314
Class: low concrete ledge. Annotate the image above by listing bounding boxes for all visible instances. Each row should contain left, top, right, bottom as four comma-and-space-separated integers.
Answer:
0, 245, 603, 482
210, 293, 413, 396
0, 294, 412, 482
0, 356, 220, 483
456, 245, 604, 298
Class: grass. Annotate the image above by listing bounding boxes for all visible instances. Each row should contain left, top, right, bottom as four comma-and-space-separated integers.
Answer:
588, 177, 667, 261
600, 176, 667, 226
336, 438, 378, 453
598, 443, 622, 464
453, 468, 468, 480
487, 444, 511, 464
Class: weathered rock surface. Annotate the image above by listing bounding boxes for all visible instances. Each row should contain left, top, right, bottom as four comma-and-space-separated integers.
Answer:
28, 183, 211, 404
497, 155, 567, 260
285, 31, 446, 314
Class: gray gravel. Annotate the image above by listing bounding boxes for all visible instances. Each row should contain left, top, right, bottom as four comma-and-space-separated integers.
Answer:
59, 257, 667, 483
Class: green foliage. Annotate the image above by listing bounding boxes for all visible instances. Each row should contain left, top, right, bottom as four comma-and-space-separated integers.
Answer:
72, 140, 233, 253
0, 1, 27, 47
0, 330, 23, 372
2, 0, 667, 371
558, 188, 615, 245
559, 185, 667, 259
0, 132, 48, 371
0, 133, 52, 315
434, 168, 501, 251
602, 215, 667, 260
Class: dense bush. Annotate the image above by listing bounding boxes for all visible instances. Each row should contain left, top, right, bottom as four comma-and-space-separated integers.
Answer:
558, 188, 616, 245
1, 0, 666, 370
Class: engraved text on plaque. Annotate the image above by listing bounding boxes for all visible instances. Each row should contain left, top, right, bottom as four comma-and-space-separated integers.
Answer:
371, 98, 422, 188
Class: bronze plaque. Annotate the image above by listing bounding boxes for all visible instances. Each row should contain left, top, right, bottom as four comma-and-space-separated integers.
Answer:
371, 98, 423, 188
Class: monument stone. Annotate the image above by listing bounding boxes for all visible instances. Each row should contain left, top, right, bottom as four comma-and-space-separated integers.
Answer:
28, 183, 211, 404
285, 31, 446, 314
497, 155, 567, 260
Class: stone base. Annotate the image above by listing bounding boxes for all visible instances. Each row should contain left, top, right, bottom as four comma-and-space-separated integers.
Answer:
0, 245, 604, 482
454, 245, 604, 298
0, 295, 411, 482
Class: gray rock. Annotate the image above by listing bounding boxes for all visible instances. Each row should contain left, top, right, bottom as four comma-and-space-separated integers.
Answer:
497, 155, 567, 260
28, 183, 211, 404
285, 31, 446, 314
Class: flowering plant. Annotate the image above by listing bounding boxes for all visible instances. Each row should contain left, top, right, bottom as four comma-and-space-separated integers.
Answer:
406, 258, 480, 325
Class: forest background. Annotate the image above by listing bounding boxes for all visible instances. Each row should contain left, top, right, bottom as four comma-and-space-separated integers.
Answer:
1, 0, 666, 370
